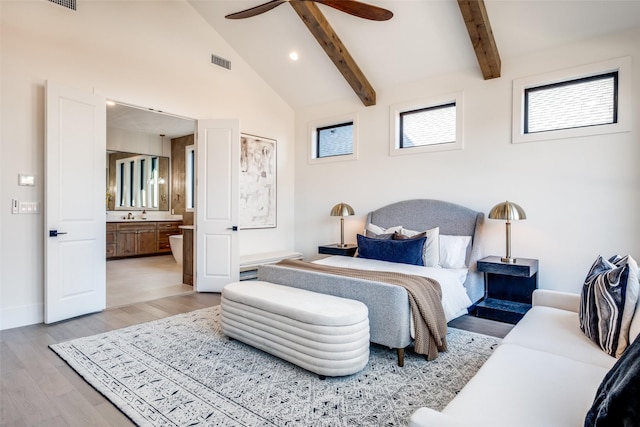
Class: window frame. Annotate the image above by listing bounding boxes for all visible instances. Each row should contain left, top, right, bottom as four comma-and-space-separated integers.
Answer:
512, 56, 631, 144
308, 113, 359, 164
389, 92, 464, 156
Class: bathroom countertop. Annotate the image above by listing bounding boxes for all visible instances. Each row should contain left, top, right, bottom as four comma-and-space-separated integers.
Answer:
179, 225, 194, 229
107, 218, 183, 223
107, 218, 182, 222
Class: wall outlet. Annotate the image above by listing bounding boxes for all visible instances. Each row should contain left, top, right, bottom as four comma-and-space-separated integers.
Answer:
19, 202, 39, 214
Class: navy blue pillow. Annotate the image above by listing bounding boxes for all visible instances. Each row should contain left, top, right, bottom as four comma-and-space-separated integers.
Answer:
356, 234, 425, 266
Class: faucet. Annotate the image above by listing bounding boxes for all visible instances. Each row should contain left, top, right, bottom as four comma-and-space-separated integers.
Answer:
127, 212, 134, 220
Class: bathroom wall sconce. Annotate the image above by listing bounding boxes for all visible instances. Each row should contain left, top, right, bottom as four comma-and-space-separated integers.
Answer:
488, 200, 527, 263
330, 202, 355, 248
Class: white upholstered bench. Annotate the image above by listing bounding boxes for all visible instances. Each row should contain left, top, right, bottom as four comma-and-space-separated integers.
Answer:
221, 281, 370, 377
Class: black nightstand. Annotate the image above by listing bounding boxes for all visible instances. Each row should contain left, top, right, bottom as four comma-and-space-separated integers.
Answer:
475, 256, 539, 324
318, 244, 357, 257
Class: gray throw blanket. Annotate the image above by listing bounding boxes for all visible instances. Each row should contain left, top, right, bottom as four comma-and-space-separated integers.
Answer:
277, 259, 448, 360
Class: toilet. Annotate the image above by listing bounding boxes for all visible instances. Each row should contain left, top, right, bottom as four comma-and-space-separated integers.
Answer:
169, 234, 183, 265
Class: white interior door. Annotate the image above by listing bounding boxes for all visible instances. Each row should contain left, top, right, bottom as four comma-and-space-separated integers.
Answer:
45, 81, 106, 323
195, 119, 240, 292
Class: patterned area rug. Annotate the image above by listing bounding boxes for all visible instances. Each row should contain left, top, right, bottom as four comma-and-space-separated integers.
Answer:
50, 306, 500, 426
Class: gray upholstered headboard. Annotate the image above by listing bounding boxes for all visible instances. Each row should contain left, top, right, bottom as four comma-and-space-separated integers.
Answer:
366, 199, 485, 304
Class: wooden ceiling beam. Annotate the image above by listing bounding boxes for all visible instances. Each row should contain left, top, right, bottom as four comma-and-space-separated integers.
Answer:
457, 0, 501, 79
289, 0, 376, 106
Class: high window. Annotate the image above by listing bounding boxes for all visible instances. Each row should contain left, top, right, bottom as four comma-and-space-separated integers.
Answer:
316, 122, 353, 158
309, 113, 359, 164
390, 92, 463, 155
512, 57, 630, 144
524, 72, 617, 134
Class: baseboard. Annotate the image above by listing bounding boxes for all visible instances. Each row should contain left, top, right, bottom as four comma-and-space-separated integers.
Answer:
1, 302, 43, 330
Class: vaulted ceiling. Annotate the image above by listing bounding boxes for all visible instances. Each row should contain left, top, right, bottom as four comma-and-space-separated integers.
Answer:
190, 0, 640, 109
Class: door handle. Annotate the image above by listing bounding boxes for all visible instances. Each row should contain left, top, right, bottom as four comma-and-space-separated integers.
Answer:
49, 230, 68, 237
226, 226, 238, 231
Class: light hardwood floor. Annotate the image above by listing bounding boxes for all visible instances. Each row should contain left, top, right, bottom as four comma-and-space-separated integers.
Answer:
107, 255, 193, 308
0, 291, 512, 426
1, 292, 220, 427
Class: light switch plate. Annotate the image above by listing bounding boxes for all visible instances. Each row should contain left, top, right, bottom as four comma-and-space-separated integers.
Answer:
18, 174, 35, 186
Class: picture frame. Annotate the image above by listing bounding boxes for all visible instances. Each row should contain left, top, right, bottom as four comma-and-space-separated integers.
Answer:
239, 133, 277, 229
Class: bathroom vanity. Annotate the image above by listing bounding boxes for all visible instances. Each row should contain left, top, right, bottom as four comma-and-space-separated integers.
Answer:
106, 220, 182, 259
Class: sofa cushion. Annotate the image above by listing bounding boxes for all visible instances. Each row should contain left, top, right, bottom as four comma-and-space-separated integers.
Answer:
439, 344, 610, 427
502, 305, 616, 369
579, 255, 639, 358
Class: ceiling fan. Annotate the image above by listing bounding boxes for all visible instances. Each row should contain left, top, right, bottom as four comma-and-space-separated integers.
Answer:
225, 0, 393, 21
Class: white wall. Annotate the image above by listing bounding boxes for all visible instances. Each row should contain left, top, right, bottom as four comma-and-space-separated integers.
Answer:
294, 27, 640, 295
0, 0, 295, 329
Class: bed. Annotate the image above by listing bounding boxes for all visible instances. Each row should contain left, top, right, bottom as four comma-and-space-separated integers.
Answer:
257, 199, 486, 365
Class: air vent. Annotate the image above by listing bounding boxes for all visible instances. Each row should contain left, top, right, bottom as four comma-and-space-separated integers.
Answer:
49, 0, 76, 10
211, 54, 231, 70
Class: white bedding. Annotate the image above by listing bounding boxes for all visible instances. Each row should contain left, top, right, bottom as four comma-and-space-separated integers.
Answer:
313, 255, 472, 322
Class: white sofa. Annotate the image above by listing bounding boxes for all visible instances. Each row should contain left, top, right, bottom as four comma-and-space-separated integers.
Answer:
409, 289, 640, 427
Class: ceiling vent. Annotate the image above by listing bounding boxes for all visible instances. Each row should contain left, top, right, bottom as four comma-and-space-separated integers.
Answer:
211, 54, 231, 70
49, 0, 76, 10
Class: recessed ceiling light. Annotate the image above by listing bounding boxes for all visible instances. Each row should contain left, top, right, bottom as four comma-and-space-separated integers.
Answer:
289, 51, 299, 61
106, 100, 116, 106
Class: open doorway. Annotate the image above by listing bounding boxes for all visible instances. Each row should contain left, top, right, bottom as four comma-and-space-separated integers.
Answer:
106, 102, 196, 308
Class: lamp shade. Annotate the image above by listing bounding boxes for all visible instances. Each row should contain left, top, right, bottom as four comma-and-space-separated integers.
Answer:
488, 200, 526, 264
330, 203, 355, 217
488, 201, 526, 221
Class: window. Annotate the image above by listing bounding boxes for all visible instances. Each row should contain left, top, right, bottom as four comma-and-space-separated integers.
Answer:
390, 92, 463, 156
185, 145, 195, 211
512, 57, 630, 144
317, 122, 353, 158
400, 103, 456, 148
308, 113, 359, 164
525, 72, 617, 134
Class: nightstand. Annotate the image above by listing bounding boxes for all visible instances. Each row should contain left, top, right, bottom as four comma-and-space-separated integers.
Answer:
318, 244, 357, 257
475, 256, 539, 324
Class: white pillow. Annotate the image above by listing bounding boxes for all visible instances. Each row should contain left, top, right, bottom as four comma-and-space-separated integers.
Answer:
439, 235, 471, 269
399, 227, 440, 267
365, 223, 402, 238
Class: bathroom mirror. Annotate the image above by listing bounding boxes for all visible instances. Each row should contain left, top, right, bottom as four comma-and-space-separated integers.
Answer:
106, 151, 169, 211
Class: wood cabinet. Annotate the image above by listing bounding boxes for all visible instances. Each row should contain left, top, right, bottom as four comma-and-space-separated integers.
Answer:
106, 223, 116, 258
107, 221, 182, 259
156, 221, 182, 253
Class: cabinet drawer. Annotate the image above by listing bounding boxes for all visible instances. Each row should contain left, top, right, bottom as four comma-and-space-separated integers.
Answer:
157, 241, 172, 251
106, 223, 117, 232
157, 230, 181, 241
117, 222, 156, 232
157, 221, 181, 231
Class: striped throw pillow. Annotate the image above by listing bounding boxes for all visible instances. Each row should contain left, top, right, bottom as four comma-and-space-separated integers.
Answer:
579, 255, 639, 358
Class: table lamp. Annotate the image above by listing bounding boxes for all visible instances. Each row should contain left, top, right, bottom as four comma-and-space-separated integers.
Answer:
488, 200, 526, 263
330, 202, 355, 248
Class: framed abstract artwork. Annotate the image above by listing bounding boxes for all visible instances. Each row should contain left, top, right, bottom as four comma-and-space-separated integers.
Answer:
239, 134, 277, 229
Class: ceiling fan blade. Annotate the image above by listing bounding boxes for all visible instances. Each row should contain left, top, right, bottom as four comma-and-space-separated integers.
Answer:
225, 0, 288, 19
313, 0, 393, 21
